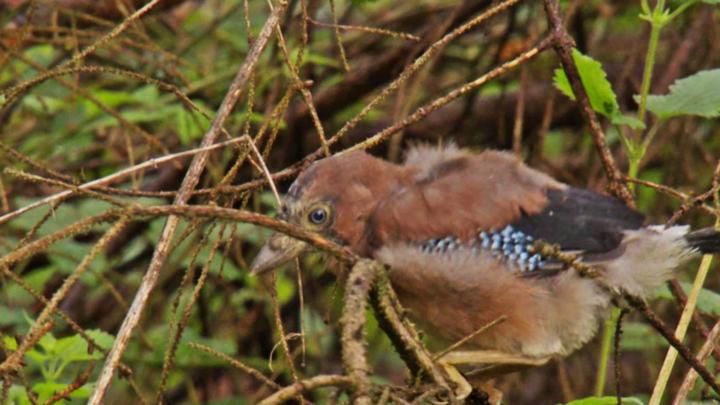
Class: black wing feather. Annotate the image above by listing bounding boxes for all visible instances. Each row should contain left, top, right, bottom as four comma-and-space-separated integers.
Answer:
513, 187, 645, 254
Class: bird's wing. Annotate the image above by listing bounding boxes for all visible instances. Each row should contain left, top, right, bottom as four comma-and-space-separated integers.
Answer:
368, 148, 644, 275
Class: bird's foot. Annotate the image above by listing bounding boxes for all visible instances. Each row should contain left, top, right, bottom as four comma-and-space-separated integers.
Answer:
430, 350, 550, 404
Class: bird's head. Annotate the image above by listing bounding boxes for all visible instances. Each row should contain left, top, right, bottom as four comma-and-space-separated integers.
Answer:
250, 150, 407, 274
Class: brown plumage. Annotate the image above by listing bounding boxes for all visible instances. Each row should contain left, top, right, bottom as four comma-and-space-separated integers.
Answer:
251, 144, 720, 359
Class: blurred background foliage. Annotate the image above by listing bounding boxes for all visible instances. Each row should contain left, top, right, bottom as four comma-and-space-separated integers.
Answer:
0, 0, 719, 404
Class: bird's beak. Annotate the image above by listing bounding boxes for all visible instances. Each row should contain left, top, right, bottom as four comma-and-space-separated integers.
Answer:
250, 233, 308, 275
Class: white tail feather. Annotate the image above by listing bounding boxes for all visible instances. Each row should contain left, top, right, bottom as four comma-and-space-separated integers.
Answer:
603, 225, 696, 297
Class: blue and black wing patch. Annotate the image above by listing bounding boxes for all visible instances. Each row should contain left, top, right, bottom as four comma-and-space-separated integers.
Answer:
417, 187, 645, 277
513, 187, 645, 254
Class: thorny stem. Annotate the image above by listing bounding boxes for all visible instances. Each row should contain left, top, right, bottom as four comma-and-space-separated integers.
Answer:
369, 272, 451, 391
88, 2, 289, 403
340, 260, 379, 405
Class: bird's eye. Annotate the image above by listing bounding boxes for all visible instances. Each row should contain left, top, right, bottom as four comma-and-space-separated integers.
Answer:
308, 208, 328, 225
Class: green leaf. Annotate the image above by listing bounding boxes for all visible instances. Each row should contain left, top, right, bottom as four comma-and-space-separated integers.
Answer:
554, 49, 644, 129
611, 114, 646, 130
703, 0, 720, 4
562, 396, 644, 405
656, 282, 720, 316
2, 336, 18, 350
553, 49, 619, 116
642, 69, 720, 119
32, 382, 93, 403
620, 322, 668, 350
553, 66, 574, 101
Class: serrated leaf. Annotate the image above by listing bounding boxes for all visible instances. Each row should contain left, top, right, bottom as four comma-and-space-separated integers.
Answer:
553, 67, 575, 101
553, 49, 619, 116
553, 49, 644, 128
641, 69, 720, 119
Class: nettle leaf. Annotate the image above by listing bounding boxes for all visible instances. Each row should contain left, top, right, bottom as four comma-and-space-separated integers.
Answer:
554, 49, 645, 129
642, 69, 720, 119
553, 49, 618, 116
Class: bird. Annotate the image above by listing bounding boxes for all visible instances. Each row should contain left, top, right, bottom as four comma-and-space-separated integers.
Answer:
250, 144, 720, 392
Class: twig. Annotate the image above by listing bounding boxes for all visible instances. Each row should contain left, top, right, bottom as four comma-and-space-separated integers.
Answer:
0, 141, 74, 183
307, 18, 420, 41
542, 0, 634, 206
156, 227, 227, 403
246, 138, 282, 205
532, 239, 720, 397
667, 280, 720, 362
329, 0, 350, 72
369, 272, 452, 393
0, 136, 250, 226
326, 0, 523, 152
188, 342, 281, 390
625, 294, 720, 398
348, 37, 551, 152
267, 270, 304, 402
0, 219, 128, 374
0, 321, 53, 375
614, 308, 628, 405
672, 320, 720, 405
433, 315, 507, 361
340, 260, 379, 405
88, 2, 289, 403
0, 265, 137, 388
43, 363, 94, 405
530, 240, 601, 279
512, 66, 528, 156
649, 252, 717, 404
257, 375, 353, 405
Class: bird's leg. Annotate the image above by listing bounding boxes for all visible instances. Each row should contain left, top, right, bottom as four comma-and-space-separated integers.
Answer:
434, 350, 550, 402
438, 350, 551, 366
437, 362, 473, 402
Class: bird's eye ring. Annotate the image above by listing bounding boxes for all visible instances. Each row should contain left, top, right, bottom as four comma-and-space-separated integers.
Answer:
308, 207, 329, 225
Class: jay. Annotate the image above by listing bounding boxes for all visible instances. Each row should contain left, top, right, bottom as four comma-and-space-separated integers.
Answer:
251, 144, 720, 394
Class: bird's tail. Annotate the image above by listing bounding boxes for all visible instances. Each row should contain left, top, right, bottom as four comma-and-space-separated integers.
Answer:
685, 227, 720, 254
602, 225, 718, 298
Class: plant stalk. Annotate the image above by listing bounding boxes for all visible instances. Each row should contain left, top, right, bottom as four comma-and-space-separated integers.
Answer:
637, 0, 667, 123
595, 306, 622, 395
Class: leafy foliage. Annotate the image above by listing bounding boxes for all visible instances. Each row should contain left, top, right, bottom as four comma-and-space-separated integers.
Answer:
642, 69, 720, 119
553, 49, 645, 129
1, 1, 720, 404
3, 328, 113, 404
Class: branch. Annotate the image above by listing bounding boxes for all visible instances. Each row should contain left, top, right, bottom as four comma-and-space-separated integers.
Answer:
624, 294, 720, 397
87, 2, 289, 403
0, 136, 250, 226
340, 260, 380, 405
257, 375, 353, 405
542, 0, 634, 206
370, 272, 452, 391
